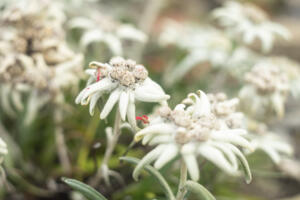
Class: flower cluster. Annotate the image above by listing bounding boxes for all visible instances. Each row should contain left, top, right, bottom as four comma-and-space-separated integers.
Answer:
240, 61, 289, 120
76, 57, 169, 127
134, 90, 251, 182
213, 1, 290, 52
0, 0, 83, 122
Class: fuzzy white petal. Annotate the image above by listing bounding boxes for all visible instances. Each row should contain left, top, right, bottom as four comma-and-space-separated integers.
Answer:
127, 91, 137, 129
184, 154, 199, 181
100, 89, 121, 119
198, 144, 237, 175
133, 145, 165, 180
135, 123, 174, 142
134, 86, 170, 102
119, 91, 129, 121
154, 144, 178, 169
89, 92, 102, 116
211, 130, 252, 150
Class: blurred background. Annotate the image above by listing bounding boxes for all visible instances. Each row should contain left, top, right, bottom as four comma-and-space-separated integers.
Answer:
0, 0, 300, 199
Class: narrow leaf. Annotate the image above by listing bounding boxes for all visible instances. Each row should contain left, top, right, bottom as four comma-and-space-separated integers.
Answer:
185, 180, 216, 200
120, 156, 176, 200
62, 177, 107, 200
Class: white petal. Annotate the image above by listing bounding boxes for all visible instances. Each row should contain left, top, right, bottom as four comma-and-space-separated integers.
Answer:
135, 123, 174, 142
119, 91, 129, 121
1, 84, 16, 117
211, 142, 238, 170
75, 78, 115, 105
148, 135, 173, 145
184, 154, 199, 181
165, 51, 206, 86
198, 144, 237, 175
68, 17, 95, 29
154, 144, 178, 169
141, 78, 166, 95
260, 145, 281, 164
103, 34, 122, 56
133, 145, 165, 180
117, 24, 148, 43
100, 89, 121, 119
11, 90, 23, 111
85, 69, 96, 76
197, 90, 211, 116
127, 91, 137, 129
211, 130, 252, 150
80, 29, 104, 48
134, 86, 170, 102
89, 92, 102, 116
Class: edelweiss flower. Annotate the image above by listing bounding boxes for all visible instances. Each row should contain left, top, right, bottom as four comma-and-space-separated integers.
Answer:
246, 123, 293, 164
159, 20, 232, 85
69, 12, 147, 56
134, 90, 252, 182
213, 1, 290, 52
75, 57, 169, 128
239, 61, 289, 120
0, 0, 83, 123
263, 57, 300, 98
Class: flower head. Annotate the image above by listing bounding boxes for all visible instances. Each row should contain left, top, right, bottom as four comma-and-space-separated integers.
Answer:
75, 57, 169, 128
239, 61, 289, 120
134, 90, 252, 182
0, 0, 83, 123
213, 1, 290, 52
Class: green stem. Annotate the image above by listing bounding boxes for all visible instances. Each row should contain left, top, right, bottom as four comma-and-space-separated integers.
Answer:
89, 111, 122, 186
176, 160, 188, 200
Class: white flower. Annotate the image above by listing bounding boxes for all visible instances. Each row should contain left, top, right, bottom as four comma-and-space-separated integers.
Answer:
75, 57, 169, 128
213, 1, 291, 52
159, 20, 232, 86
134, 90, 252, 182
0, 0, 84, 123
69, 12, 147, 56
263, 57, 300, 98
239, 61, 289, 120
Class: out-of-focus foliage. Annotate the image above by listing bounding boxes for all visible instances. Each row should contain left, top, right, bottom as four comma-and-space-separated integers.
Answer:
0, 0, 299, 200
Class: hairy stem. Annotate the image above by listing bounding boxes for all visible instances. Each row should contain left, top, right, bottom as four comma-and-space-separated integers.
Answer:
176, 160, 188, 200
89, 111, 122, 186
54, 109, 71, 173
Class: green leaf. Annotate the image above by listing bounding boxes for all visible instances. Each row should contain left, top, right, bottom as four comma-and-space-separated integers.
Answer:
120, 156, 176, 200
185, 180, 216, 200
61, 177, 107, 200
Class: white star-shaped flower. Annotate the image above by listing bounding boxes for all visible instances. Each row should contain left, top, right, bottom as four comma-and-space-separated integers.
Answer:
213, 1, 291, 52
133, 90, 252, 182
75, 57, 169, 128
